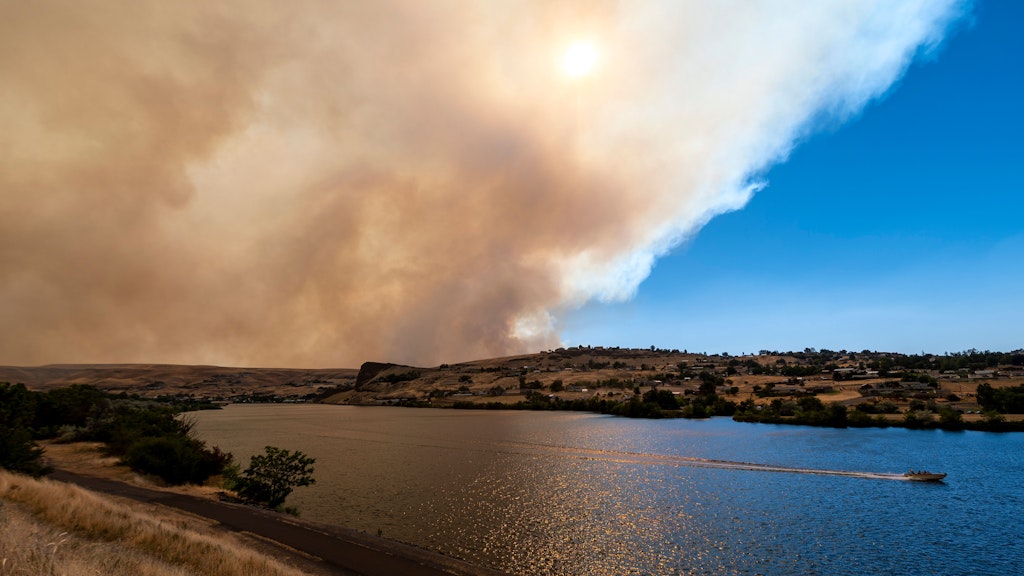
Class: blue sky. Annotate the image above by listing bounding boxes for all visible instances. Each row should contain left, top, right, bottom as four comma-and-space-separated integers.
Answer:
560, 0, 1023, 356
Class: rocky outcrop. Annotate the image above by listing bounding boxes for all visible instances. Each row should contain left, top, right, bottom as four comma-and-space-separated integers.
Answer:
355, 362, 399, 389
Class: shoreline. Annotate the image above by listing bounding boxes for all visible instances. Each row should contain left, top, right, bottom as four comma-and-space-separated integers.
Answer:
38, 442, 506, 576
357, 398, 1024, 432
47, 468, 507, 576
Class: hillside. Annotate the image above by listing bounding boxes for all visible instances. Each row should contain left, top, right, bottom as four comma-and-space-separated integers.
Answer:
0, 363, 357, 403
325, 347, 1024, 421
4, 347, 1022, 419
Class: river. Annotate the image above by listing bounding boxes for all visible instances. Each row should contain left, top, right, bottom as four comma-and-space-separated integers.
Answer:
191, 404, 1023, 575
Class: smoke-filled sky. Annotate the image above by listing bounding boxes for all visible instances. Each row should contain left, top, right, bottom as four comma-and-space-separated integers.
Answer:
3, 0, 1014, 368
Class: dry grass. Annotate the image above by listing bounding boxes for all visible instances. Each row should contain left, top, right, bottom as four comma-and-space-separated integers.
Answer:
0, 470, 307, 576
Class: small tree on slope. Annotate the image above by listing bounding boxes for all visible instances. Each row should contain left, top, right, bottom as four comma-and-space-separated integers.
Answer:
236, 445, 316, 509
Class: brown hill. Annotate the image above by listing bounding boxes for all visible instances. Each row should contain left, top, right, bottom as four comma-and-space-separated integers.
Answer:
0, 363, 358, 401
5, 347, 1020, 418
325, 347, 1023, 423
332, 347, 767, 405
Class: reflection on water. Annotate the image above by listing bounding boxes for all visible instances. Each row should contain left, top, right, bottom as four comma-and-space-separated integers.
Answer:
192, 405, 1023, 575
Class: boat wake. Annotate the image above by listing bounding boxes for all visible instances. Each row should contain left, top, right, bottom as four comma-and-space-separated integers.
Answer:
490, 440, 910, 481
681, 458, 908, 481
335, 430, 918, 482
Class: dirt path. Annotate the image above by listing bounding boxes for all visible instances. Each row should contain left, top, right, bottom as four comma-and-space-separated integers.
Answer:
49, 470, 505, 576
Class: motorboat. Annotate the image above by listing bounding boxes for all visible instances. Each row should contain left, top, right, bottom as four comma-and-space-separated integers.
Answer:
903, 470, 947, 482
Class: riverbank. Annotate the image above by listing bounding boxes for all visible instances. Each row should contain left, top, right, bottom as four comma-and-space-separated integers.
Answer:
387, 394, 1024, 432
20, 442, 506, 576
0, 469, 313, 576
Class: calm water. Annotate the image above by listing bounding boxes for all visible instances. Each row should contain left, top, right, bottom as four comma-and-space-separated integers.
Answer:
191, 405, 1023, 575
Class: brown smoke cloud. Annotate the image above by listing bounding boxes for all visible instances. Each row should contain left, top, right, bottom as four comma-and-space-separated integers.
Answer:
0, 1, 966, 367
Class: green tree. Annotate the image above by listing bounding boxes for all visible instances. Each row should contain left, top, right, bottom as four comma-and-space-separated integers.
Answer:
643, 388, 679, 410
975, 383, 996, 409
976, 383, 1024, 414
797, 396, 825, 413
33, 384, 110, 438
0, 383, 48, 476
698, 371, 723, 395
236, 446, 316, 509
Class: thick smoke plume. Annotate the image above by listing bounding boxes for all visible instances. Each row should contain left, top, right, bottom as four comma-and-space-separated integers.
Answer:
0, 1, 967, 367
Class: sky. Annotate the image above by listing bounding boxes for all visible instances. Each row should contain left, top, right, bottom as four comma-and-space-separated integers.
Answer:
1, 1, 1018, 368
561, 0, 1024, 356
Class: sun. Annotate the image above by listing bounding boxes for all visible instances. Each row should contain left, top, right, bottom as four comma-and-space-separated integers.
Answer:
562, 41, 599, 79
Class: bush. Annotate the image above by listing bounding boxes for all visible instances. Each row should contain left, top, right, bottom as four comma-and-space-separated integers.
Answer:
877, 402, 900, 414
98, 404, 231, 485
847, 409, 874, 427
938, 406, 964, 429
983, 410, 1005, 424
124, 435, 231, 485
93, 404, 191, 455
903, 411, 934, 429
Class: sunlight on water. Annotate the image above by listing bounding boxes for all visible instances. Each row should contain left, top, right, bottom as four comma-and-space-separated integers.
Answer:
193, 405, 1023, 576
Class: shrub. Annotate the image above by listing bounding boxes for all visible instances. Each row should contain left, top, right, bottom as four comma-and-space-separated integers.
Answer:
903, 411, 934, 429
983, 410, 1005, 424
124, 436, 231, 485
877, 402, 900, 414
938, 406, 964, 429
847, 409, 874, 427
93, 404, 190, 455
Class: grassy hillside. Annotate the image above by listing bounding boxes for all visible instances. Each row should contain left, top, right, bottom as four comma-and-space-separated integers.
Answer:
0, 364, 357, 402
0, 470, 307, 576
323, 347, 1024, 424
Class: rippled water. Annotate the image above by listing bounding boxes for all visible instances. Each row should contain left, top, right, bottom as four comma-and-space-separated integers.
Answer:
192, 405, 1023, 575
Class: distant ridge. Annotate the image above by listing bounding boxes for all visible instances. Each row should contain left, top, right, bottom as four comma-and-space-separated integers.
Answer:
4, 348, 1021, 408
0, 363, 358, 399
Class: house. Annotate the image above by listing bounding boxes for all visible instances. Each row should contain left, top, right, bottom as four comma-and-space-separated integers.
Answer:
970, 370, 998, 380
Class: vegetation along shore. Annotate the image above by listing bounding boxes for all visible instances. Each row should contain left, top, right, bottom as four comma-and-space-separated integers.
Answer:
331, 348, 1024, 432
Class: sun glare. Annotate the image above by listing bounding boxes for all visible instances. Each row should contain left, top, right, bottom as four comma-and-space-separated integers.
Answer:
562, 41, 599, 79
